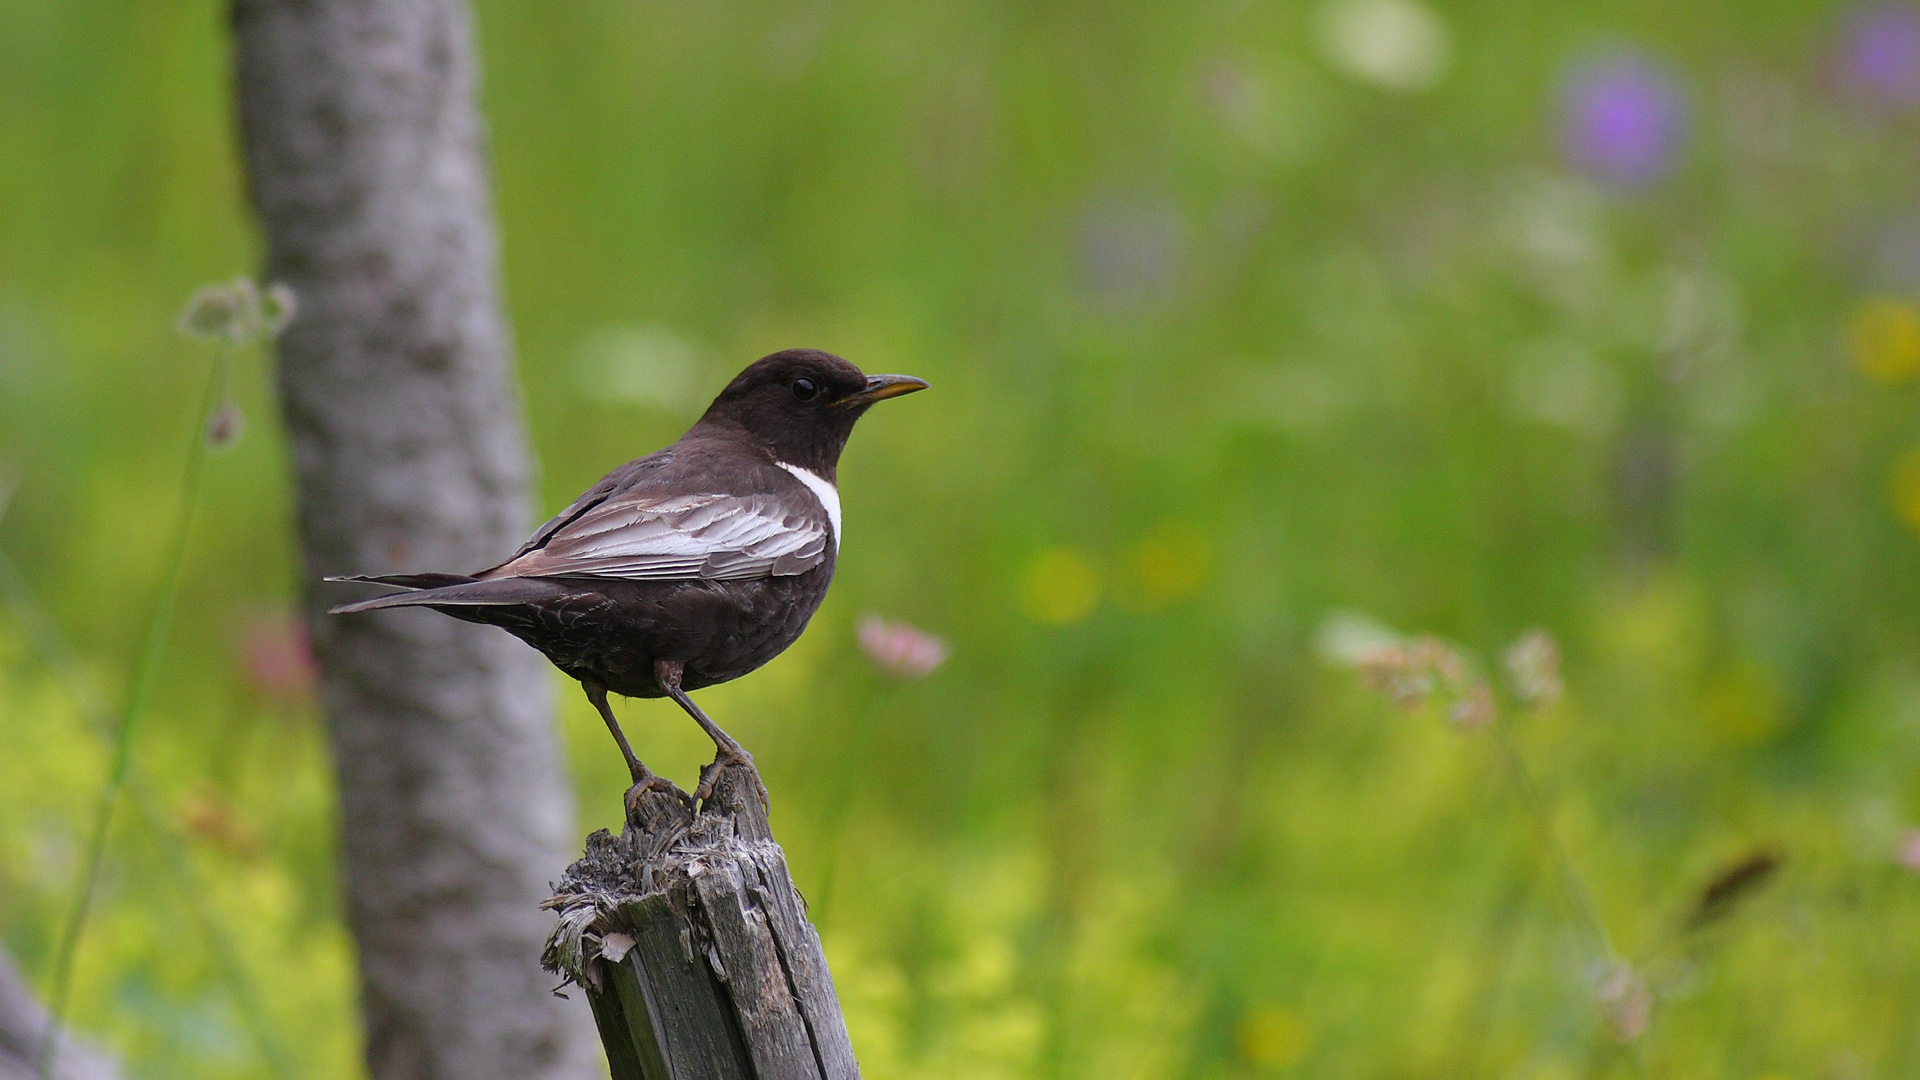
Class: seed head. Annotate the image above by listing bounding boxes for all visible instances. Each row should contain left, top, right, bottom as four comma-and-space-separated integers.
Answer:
177, 278, 260, 342
1354, 636, 1446, 708
1353, 635, 1492, 727
206, 398, 244, 448
1449, 680, 1496, 728
1596, 963, 1651, 1042
1504, 629, 1564, 707
260, 282, 298, 337
176, 278, 298, 344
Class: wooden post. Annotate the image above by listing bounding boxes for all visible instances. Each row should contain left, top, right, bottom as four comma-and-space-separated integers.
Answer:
543, 760, 860, 1080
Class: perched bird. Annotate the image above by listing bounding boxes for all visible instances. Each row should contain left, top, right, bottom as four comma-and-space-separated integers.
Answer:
328, 349, 927, 798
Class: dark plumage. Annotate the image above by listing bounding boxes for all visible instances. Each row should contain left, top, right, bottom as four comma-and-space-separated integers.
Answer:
327, 349, 927, 797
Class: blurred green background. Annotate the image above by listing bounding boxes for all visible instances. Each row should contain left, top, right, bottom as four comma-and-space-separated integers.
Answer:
6, 0, 1920, 1076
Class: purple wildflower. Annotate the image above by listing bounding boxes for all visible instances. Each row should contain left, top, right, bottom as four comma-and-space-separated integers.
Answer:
1836, 3, 1920, 108
1558, 50, 1689, 190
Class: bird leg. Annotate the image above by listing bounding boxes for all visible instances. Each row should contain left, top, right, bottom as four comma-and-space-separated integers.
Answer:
654, 659, 753, 802
583, 678, 648, 785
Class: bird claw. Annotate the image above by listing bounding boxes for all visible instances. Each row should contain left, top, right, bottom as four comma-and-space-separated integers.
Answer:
693, 748, 756, 807
622, 769, 694, 820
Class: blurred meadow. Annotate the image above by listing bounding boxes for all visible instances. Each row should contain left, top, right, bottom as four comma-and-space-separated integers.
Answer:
6, 0, 1920, 1076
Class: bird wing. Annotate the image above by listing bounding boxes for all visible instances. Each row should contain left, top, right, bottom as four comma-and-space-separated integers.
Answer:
488, 486, 829, 582
511, 454, 665, 560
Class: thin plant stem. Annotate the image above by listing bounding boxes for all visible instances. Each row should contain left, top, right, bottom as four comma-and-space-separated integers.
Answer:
0, 548, 298, 1080
1489, 719, 1616, 962
35, 344, 229, 1079
1489, 721, 1650, 1079
136, 796, 299, 1080
1443, 849, 1538, 1079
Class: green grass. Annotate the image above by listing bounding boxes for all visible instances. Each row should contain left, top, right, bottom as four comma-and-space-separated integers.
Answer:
4, 0, 1920, 1076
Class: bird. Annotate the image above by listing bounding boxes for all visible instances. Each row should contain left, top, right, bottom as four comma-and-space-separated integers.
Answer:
326, 348, 927, 800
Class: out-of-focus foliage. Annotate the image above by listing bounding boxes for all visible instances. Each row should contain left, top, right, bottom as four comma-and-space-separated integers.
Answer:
4, 0, 1920, 1077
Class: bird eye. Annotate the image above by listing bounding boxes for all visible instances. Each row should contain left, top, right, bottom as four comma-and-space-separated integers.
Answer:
792, 377, 820, 401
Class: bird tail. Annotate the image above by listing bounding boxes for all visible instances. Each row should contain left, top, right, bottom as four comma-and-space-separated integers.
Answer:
325, 573, 570, 614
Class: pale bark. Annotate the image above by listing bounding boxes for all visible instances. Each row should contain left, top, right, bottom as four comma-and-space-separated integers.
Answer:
0, 947, 119, 1080
230, 2, 599, 1077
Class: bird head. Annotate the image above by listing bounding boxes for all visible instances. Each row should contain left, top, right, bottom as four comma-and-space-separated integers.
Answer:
696, 349, 927, 475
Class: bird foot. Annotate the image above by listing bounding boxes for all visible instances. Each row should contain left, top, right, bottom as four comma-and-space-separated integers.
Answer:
693, 747, 756, 807
622, 768, 694, 823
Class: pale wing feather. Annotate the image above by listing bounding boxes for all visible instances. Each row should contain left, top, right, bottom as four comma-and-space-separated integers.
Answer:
494, 491, 827, 581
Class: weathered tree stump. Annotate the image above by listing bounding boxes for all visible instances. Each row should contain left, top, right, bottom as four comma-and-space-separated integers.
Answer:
543, 760, 858, 1080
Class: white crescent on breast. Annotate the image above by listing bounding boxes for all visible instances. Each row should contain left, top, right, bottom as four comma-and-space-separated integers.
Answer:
777, 462, 841, 549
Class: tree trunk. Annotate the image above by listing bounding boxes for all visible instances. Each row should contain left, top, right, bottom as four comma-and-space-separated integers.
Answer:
0, 945, 119, 1080
544, 762, 861, 1080
229, 3, 599, 1078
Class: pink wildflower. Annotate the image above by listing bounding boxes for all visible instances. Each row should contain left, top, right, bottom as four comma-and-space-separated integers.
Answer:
240, 612, 318, 698
857, 615, 948, 679
1898, 828, 1920, 872
1597, 963, 1651, 1042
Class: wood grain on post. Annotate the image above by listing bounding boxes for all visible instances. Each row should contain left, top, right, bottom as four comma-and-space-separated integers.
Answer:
544, 763, 859, 1080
